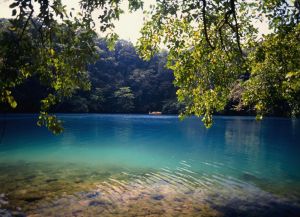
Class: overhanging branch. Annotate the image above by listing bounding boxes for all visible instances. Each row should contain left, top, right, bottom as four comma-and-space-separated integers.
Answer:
230, 0, 243, 56
201, 0, 215, 50
19, 9, 34, 42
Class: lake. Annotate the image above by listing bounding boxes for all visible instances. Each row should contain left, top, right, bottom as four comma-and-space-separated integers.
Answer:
0, 114, 299, 216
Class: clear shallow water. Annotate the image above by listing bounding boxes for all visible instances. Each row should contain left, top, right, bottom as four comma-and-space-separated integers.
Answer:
0, 114, 300, 216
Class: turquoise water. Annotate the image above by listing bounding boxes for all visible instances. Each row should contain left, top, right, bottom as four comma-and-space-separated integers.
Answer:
0, 114, 300, 216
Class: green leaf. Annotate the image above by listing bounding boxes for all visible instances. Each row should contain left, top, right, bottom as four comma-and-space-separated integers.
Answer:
12, 9, 17, 16
7, 96, 17, 108
9, 2, 18, 8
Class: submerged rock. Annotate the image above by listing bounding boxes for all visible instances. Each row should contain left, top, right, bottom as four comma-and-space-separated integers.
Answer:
74, 179, 83, 184
151, 194, 164, 201
174, 197, 184, 202
11, 210, 26, 217
17, 194, 44, 203
45, 179, 58, 183
88, 200, 107, 207
86, 192, 100, 199
0, 194, 9, 206
241, 173, 263, 183
25, 175, 36, 181
0, 209, 12, 217
0, 209, 26, 217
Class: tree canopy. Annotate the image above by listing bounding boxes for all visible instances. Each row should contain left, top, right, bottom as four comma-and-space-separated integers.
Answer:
1, 0, 143, 133
0, 0, 299, 132
137, 0, 300, 127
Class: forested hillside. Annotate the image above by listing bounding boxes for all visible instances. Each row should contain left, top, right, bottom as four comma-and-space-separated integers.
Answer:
5, 39, 181, 114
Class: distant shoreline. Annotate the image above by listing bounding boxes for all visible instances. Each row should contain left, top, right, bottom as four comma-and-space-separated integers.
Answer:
0, 113, 298, 120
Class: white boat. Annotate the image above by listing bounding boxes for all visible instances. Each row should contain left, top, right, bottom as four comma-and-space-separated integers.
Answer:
148, 111, 162, 115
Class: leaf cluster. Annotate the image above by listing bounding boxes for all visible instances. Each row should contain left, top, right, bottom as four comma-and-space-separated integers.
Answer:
137, 0, 300, 127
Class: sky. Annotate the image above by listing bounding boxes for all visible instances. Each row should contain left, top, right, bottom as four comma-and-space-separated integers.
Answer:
0, 0, 155, 43
0, 0, 270, 44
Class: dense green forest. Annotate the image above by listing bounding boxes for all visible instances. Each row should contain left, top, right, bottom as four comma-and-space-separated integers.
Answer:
2, 37, 180, 114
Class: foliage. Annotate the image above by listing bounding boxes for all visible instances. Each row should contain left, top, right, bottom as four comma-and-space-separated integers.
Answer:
114, 86, 135, 112
1, 0, 300, 132
0, 0, 143, 133
137, 0, 300, 127
243, 24, 300, 119
0, 16, 97, 133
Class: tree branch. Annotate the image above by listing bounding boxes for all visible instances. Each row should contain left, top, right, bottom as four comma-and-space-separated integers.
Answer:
218, 28, 225, 51
201, 0, 215, 50
230, 0, 243, 56
19, 9, 34, 42
30, 18, 45, 45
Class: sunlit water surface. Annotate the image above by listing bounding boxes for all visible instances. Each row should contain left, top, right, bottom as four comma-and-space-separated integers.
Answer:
0, 114, 299, 216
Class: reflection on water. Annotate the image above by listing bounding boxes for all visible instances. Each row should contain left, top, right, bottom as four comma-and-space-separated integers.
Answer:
225, 118, 262, 155
0, 114, 300, 216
